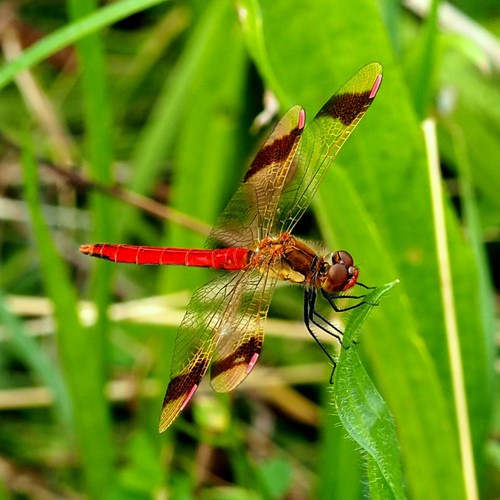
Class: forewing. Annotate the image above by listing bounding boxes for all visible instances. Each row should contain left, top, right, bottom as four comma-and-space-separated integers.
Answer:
210, 269, 277, 392
159, 272, 249, 432
275, 62, 383, 233
208, 106, 305, 248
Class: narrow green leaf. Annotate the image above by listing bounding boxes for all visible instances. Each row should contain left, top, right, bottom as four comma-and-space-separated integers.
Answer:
332, 281, 405, 499
441, 118, 496, 456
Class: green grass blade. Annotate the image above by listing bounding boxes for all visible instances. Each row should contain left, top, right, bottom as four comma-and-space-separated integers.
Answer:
0, 290, 72, 428
441, 119, 496, 462
66, 0, 116, 482
115, 2, 240, 244
424, 119, 478, 499
405, 0, 440, 118
22, 138, 114, 496
0, 0, 168, 90
157, 2, 248, 292
236, 0, 290, 106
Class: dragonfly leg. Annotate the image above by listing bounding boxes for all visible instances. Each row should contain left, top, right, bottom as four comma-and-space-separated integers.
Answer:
303, 284, 379, 381
317, 290, 362, 347
304, 292, 341, 384
321, 289, 378, 312
306, 289, 345, 342
303, 289, 338, 374
357, 281, 376, 289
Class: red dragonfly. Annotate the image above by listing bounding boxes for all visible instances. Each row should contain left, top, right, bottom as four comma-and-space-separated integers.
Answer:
80, 62, 383, 432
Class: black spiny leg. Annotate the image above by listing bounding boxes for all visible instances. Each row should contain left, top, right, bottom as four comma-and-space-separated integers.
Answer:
304, 286, 379, 382
320, 289, 368, 313
304, 288, 338, 373
357, 282, 376, 290
306, 288, 345, 343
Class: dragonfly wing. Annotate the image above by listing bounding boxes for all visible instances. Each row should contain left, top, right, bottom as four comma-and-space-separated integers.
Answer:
159, 271, 249, 432
208, 63, 382, 245
208, 105, 305, 248
210, 270, 277, 392
276, 62, 383, 233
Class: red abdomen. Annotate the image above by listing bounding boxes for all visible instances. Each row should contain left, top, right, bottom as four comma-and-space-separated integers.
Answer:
79, 244, 250, 271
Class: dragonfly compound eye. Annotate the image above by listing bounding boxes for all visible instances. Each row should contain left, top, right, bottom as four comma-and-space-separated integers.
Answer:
335, 250, 354, 267
326, 263, 349, 292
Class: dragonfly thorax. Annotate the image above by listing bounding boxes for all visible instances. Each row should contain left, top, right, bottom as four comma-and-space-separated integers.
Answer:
250, 235, 358, 292
251, 233, 317, 284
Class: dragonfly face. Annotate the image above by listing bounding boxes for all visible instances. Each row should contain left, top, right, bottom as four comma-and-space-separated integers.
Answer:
80, 62, 383, 431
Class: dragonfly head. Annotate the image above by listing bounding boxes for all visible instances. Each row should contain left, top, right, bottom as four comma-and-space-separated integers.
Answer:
322, 250, 359, 293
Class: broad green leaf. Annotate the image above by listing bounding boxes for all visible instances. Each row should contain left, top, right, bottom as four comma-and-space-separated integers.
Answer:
236, 0, 485, 498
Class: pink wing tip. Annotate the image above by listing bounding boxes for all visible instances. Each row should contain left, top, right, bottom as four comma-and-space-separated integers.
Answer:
298, 109, 306, 130
370, 74, 383, 99
246, 353, 260, 374
179, 384, 198, 411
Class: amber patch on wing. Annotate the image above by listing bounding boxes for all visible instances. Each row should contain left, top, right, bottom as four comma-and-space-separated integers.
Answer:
210, 336, 262, 391
317, 91, 374, 126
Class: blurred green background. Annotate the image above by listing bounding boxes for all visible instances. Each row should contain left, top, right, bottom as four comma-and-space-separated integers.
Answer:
0, 0, 498, 498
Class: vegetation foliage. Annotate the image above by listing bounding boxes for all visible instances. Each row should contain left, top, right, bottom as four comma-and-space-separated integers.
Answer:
0, 0, 498, 498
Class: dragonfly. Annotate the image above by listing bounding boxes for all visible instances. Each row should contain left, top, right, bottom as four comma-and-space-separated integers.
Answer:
80, 62, 383, 432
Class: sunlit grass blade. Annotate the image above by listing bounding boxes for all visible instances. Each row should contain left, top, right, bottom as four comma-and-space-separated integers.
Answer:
424, 119, 478, 499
